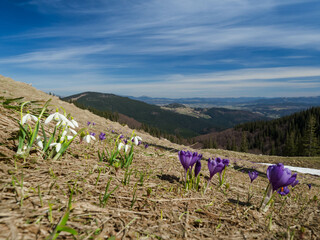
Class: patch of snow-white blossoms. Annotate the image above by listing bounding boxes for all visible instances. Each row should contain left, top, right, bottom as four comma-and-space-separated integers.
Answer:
131, 136, 142, 146
20, 113, 38, 125
118, 142, 130, 153
50, 141, 62, 152
45, 111, 73, 127
16, 100, 85, 160
35, 136, 43, 150
83, 133, 96, 143
70, 117, 79, 128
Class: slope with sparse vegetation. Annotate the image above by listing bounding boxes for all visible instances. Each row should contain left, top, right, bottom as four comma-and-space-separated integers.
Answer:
0, 75, 319, 239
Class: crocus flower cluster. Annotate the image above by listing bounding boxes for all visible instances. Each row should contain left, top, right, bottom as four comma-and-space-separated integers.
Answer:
205, 157, 229, 191
207, 157, 229, 181
267, 163, 297, 192
178, 150, 202, 183
99, 132, 106, 141
87, 121, 95, 126
260, 163, 297, 211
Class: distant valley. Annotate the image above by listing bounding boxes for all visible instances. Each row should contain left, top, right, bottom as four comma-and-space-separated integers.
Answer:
62, 92, 267, 138
129, 95, 320, 118
62, 92, 320, 157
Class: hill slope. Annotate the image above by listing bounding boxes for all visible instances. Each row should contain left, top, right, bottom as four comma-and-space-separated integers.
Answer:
196, 107, 320, 157
63, 92, 267, 137
0, 75, 319, 239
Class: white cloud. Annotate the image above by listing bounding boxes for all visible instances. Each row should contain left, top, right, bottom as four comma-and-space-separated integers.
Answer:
2, 0, 320, 98
0, 45, 111, 64
11, 66, 320, 98
177, 67, 320, 83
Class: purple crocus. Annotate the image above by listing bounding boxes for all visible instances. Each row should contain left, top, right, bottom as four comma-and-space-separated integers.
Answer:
307, 184, 312, 190
191, 152, 202, 170
119, 134, 124, 139
178, 150, 194, 174
87, 121, 91, 126
144, 144, 149, 149
207, 157, 228, 180
248, 171, 259, 183
194, 159, 201, 177
260, 163, 297, 211
124, 139, 128, 144
277, 186, 290, 196
205, 157, 229, 193
92, 122, 96, 126
90, 132, 96, 136
291, 180, 299, 188
267, 163, 297, 191
99, 132, 106, 141
178, 150, 203, 183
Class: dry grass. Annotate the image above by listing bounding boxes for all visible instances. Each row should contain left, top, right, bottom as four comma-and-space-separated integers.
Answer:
0, 75, 320, 240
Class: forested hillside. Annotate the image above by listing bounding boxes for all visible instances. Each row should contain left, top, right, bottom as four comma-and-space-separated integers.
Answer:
201, 107, 320, 156
63, 92, 266, 138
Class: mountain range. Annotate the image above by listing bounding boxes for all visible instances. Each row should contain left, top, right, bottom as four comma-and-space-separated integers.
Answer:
62, 92, 267, 138
129, 95, 320, 118
63, 91, 320, 157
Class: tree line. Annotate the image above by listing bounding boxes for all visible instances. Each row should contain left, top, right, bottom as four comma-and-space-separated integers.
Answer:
203, 107, 320, 156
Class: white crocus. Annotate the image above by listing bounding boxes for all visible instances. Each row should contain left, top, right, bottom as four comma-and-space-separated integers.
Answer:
124, 144, 130, 153
118, 142, 130, 153
50, 142, 62, 152
83, 134, 96, 143
69, 128, 77, 135
70, 118, 79, 128
36, 136, 43, 149
66, 135, 73, 141
45, 112, 69, 125
21, 113, 38, 125
61, 130, 74, 141
56, 119, 75, 129
17, 145, 27, 155
131, 136, 142, 146
118, 142, 124, 151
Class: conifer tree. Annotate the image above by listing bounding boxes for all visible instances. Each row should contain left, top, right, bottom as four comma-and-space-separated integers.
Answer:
284, 132, 296, 156
240, 132, 248, 152
302, 115, 319, 156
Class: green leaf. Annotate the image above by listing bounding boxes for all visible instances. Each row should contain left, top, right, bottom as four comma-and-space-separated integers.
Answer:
43, 125, 57, 152
56, 226, 78, 235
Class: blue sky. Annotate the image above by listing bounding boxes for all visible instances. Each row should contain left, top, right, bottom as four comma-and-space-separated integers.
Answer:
1, 0, 320, 98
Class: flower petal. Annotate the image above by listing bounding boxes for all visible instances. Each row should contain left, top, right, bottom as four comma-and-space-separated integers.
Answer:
21, 114, 29, 125
124, 144, 129, 153
118, 142, 124, 150
31, 115, 38, 122
45, 113, 55, 124
56, 143, 61, 152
